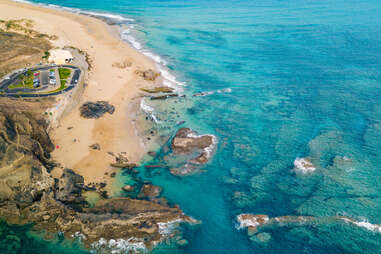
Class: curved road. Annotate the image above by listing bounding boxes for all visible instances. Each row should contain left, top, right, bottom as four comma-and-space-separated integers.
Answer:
0, 65, 81, 97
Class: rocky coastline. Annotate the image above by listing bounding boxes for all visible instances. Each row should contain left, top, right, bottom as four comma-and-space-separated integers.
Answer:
0, 103, 195, 253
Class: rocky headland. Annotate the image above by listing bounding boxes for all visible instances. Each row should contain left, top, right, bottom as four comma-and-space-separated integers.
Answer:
0, 103, 195, 253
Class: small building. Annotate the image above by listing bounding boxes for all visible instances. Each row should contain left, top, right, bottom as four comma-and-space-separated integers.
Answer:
49, 49, 74, 65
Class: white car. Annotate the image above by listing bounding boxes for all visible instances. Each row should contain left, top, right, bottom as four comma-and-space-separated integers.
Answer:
49, 79, 56, 85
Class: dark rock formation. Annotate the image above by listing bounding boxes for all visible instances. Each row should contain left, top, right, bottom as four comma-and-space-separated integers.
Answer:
140, 87, 174, 93
55, 169, 87, 209
79, 101, 115, 119
150, 94, 178, 100
89, 143, 100, 150
110, 162, 138, 169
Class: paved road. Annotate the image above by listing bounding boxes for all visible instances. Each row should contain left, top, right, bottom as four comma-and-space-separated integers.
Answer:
70, 69, 80, 85
0, 65, 81, 97
41, 70, 49, 86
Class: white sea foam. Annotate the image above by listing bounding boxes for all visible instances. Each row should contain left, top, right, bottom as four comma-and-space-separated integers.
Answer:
12, 0, 134, 23
71, 231, 87, 242
341, 217, 381, 233
12, 0, 32, 3
121, 30, 143, 50
91, 237, 146, 254
293, 157, 316, 174
187, 131, 217, 162
120, 26, 185, 91
157, 219, 183, 235
193, 88, 232, 97
45, 3, 133, 22
140, 98, 160, 123
236, 214, 269, 229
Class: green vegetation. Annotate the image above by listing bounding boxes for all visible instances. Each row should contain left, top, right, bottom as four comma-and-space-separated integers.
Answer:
42, 51, 50, 60
0, 22, 51, 79
58, 68, 71, 80
8, 71, 38, 90
38, 79, 67, 94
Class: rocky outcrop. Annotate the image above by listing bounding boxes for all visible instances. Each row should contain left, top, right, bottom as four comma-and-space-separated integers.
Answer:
138, 184, 162, 199
79, 101, 115, 119
150, 94, 178, 100
0, 108, 195, 253
236, 213, 381, 244
140, 87, 174, 93
136, 69, 160, 81
55, 169, 86, 209
172, 128, 215, 156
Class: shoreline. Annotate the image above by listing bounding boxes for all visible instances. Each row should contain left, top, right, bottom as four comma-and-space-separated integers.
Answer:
0, 0, 160, 187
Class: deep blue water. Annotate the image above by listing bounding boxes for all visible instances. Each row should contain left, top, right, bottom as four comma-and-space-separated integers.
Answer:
9, 0, 381, 253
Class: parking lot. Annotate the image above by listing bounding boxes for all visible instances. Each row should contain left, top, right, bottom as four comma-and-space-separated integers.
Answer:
0, 65, 82, 97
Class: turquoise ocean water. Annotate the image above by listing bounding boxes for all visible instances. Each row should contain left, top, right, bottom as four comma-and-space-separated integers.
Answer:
6, 0, 381, 253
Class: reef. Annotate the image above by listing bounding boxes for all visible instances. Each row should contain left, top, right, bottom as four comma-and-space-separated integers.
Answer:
0, 106, 195, 252
236, 213, 381, 244
79, 101, 115, 119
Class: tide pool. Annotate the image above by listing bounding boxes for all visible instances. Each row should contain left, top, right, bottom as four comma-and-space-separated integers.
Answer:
9, 0, 381, 253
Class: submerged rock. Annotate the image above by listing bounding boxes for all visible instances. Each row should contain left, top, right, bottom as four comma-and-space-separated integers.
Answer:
150, 94, 178, 100
80, 101, 115, 119
250, 232, 271, 245
176, 239, 188, 246
138, 184, 162, 199
122, 185, 135, 192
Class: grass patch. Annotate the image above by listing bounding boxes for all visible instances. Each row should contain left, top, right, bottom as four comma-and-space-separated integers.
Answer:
38, 80, 67, 94
0, 27, 51, 79
8, 70, 38, 89
58, 68, 71, 80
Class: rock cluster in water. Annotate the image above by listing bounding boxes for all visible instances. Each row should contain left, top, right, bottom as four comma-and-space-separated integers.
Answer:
0, 107, 195, 253
79, 101, 115, 119
236, 213, 381, 244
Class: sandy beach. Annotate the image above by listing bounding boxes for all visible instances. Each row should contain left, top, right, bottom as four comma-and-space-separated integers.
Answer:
0, 0, 157, 185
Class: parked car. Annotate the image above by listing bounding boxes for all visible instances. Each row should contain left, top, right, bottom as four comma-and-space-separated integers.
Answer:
33, 80, 40, 88
49, 79, 56, 85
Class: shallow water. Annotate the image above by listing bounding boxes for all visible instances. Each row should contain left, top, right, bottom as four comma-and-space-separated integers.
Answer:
9, 0, 381, 252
